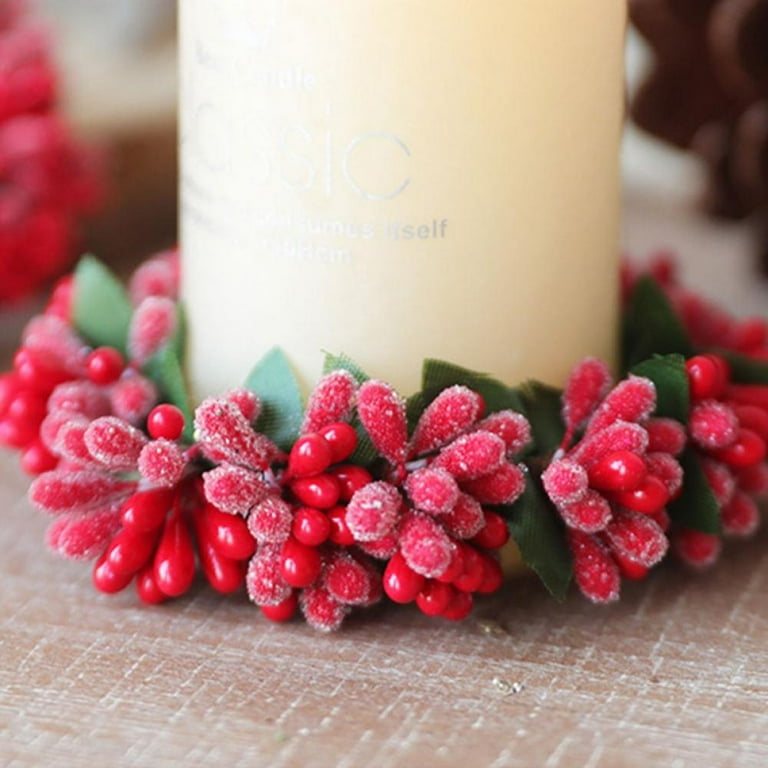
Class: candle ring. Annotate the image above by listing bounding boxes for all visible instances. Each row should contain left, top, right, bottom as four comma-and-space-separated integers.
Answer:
2, 251, 766, 630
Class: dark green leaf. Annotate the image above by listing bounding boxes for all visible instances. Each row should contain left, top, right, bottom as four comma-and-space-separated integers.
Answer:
622, 276, 694, 370
505, 474, 572, 601
513, 380, 565, 456
245, 347, 304, 452
73, 255, 132, 353
722, 352, 768, 385
322, 352, 370, 385
668, 448, 722, 534
631, 354, 690, 422
143, 345, 194, 443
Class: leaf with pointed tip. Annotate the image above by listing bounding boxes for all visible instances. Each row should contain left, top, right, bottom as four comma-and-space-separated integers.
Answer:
143, 344, 194, 443
631, 353, 690, 422
668, 448, 722, 534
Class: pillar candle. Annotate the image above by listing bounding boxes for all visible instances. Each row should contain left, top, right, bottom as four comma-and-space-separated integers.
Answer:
180, 1, 627, 397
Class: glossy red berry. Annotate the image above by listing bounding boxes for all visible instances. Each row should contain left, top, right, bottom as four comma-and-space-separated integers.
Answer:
280, 537, 322, 588
86, 347, 125, 385
288, 433, 333, 478
121, 488, 175, 532
710, 428, 767, 468
106, 528, 158, 576
476, 556, 503, 594
686, 355, 727, 401
453, 545, 485, 592
612, 551, 650, 581
416, 580, 454, 616
153, 512, 196, 597
435, 546, 465, 584
20, 440, 58, 475
588, 450, 647, 492
383, 552, 425, 604
292, 506, 331, 546
202, 503, 256, 560
7, 390, 47, 427
261, 592, 299, 622
329, 464, 373, 502
471, 510, 510, 550
291, 474, 341, 509
92, 553, 133, 594
319, 422, 357, 463
14, 348, 70, 392
611, 474, 670, 514
136, 564, 168, 604
441, 590, 473, 621
147, 404, 186, 440
328, 506, 356, 545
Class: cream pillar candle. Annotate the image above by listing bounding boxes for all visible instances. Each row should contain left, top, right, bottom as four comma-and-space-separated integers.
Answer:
180, 1, 626, 397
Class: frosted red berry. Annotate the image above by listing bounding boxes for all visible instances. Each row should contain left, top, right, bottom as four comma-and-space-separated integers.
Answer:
147, 404, 186, 441
280, 537, 322, 588
86, 347, 124, 385
292, 506, 331, 546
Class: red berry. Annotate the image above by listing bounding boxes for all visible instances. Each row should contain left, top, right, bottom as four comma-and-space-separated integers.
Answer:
0, 374, 20, 418
0, 418, 35, 449
673, 529, 721, 568
329, 464, 373, 502
288, 433, 333, 478
7, 390, 48, 429
153, 512, 196, 597
435, 546, 465, 584
611, 474, 670, 514
328, 506, 355, 545
92, 553, 133, 594
147, 404, 186, 440
106, 528, 158, 576
121, 488, 175, 532
587, 450, 647, 492
442, 590, 473, 621
21, 440, 58, 475
686, 355, 727, 400
319, 422, 357, 463
292, 506, 331, 546
476, 556, 504, 594
613, 551, 650, 581
202, 503, 256, 560
280, 537, 322, 588
291, 474, 341, 509
383, 552, 425, 603
136, 564, 167, 604
196, 523, 246, 594
86, 347, 125, 385
453, 545, 485, 593
416, 580, 454, 616
261, 592, 298, 622
471, 510, 510, 550
14, 348, 70, 392
710, 428, 766, 468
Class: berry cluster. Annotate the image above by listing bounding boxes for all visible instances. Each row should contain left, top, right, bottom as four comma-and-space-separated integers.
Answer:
672, 355, 768, 566
542, 359, 685, 602
0, 1, 102, 303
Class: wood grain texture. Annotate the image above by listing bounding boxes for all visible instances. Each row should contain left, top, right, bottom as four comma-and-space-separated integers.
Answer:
2, 192, 768, 768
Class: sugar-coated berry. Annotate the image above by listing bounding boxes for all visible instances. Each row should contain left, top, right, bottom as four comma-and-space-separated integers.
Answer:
673, 529, 721, 568
587, 450, 647, 492
153, 512, 196, 597
86, 347, 125, 385
442, 590, 473, 621
329, 464, 373, 502
452, 544, 485, 593
710, 428, 766, 468
147, 404, 186, 440
106, 528, 158, 576
92, 553, 133, 594
280, 537, 322, 588
291, 474, 341, 509
383, 552, 425, 604
476, 556, 503, 594
202, 503, 257, 560
319, 422, 357, 463
685, 355, 727, 401
328, 506, 356, 546
262, 592, 298, 622
292, 506, 331, 546
288, 433, 333, 478
416, 580, 454, 616
20, 440, 58, 475
121, 488, 175, 532
611, 474, 670, 514
471, 510, 510, 550
136, 564, 168, 604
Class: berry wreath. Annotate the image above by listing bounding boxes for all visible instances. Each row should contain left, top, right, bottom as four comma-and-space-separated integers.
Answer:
1, 251, 767, 631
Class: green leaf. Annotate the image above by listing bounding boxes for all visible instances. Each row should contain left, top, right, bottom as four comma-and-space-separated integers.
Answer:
73, 255, 133, 353
505, 474, 572, 601
722, 352, 768, 385
513, 380, 565, 456
668, 448, 722, 534
622, 276, 694, 370
421, 359, 525, 414
322, 352, 370, 385
143, 344, 194, 443
245, 347, 304, 452
631, 353, 690, 422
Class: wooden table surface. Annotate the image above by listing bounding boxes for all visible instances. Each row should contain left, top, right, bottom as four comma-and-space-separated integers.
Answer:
2, 189, 768, 767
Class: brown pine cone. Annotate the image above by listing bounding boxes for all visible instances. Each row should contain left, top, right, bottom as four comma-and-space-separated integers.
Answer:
630, 0, 768, 271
